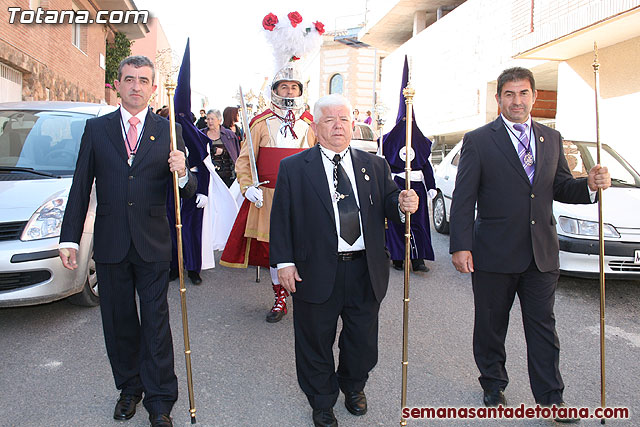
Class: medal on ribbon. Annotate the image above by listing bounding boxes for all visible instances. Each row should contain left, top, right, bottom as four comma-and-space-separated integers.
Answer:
523, 151, 534, 167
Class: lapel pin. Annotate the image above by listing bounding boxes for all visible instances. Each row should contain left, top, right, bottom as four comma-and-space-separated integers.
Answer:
361, 168, 366, 173
150, 135, 155, 141
539, 136, 544, 142
364, 174, 370, 181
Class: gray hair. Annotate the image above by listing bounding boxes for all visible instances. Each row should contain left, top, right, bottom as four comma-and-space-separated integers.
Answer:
206, 109, 222, 121
313, 94, 353, 123
117, 55, 156, 84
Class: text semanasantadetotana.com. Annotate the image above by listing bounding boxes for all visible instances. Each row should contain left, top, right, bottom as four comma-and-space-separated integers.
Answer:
402, 404, 630, 420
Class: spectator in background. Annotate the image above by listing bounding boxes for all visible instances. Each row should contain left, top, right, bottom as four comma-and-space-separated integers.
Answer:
204, 109, 239, 187
364, 110, 372, 125
196, 109, 207, 130
353, 108, 360, 122
223, 106, 244, 142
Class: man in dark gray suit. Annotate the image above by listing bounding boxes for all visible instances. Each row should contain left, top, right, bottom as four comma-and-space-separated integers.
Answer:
270, 94, 418, 427
59, 56, 196, 427
449, 67, 610, 417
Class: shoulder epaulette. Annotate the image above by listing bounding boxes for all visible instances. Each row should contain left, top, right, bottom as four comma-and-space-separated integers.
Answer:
249, 109, 274, 130
300, 110, 313, 125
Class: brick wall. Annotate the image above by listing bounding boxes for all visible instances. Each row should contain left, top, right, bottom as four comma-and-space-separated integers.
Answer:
531, 89, 557, 118
0, 0, 107, 102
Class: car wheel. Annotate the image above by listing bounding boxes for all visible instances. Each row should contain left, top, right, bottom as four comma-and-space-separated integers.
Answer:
67, 253, 99, 307
433, 192, 450, 234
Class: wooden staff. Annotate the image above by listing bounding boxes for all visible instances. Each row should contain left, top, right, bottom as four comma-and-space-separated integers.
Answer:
592, 42, 606, 425
400, 73, 415, 427
166, 80, 197, 424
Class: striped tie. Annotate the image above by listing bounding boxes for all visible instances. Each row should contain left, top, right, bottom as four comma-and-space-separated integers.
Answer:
513, 123, 535, 184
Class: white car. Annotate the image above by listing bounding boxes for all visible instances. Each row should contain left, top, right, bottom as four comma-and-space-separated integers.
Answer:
433, 139, 640, 278
350, 122, 379, 153
0, 101, 116, 307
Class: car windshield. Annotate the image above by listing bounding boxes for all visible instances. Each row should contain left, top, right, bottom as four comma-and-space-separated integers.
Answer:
563, 141, 640, 188
0, 110, 91, 176
353, 124, 376, 141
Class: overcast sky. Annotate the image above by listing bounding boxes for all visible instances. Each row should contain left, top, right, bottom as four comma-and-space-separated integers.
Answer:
135, 0, 385, 110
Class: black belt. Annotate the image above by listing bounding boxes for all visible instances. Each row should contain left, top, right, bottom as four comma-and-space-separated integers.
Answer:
337, 250, 365, 262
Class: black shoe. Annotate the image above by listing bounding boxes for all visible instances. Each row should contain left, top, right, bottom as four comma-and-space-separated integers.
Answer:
187, 270, 202, 285
344, 390, 367, 416
312, 408, 338, 427
113, 393, 142, 420
169, 269, 179, 281
392, 260, 403, 271
412, 259, 430, 272
547, 402, 580, 424
149, 413, 173, 427
483, 389, 507, 407
266, 309, 285, 323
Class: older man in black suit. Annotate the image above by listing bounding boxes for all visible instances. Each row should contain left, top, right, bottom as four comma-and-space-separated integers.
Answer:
270, 94, 418, 427
449, 67, 610, 418
59, 55, 196, 427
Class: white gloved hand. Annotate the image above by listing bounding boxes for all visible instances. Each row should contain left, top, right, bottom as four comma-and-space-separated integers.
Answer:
195, 193, 208, 209
245, 186, 263, 204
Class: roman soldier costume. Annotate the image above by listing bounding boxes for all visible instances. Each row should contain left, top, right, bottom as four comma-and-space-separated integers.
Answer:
221, 11, 323, 322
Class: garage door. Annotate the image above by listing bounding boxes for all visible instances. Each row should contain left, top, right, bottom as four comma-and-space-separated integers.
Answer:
0, 62, 22, 102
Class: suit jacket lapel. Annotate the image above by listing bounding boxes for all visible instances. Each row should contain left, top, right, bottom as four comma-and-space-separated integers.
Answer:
130, 109, 158, 168
490, 117, 530, 184
304, 145, 335, 222
350, 148, 371, 228
531, 121, 547, 186
106, 109, 128, 164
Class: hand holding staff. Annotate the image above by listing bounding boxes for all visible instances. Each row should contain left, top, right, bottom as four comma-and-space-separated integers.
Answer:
592, 41, 608, 425
166, 80, 198, 424
400, 75, 415, 427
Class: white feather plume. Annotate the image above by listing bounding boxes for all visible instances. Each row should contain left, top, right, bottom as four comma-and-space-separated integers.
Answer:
262, 12, 324, 73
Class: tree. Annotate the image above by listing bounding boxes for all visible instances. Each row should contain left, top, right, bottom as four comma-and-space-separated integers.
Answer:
105, 32, 132, 85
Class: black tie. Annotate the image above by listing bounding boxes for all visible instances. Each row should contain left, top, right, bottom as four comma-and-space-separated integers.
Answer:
333, 154, 361, 245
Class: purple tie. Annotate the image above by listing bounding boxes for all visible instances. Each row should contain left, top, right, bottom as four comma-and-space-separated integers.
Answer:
513, 123, 535, 184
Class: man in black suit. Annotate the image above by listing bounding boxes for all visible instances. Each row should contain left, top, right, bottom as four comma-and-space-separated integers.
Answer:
449, 67, 610, 416
270, 94, 419, 427
59, 55, 196, 427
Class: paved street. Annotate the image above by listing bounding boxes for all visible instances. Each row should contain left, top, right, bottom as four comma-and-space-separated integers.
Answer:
1, 225, 639, 427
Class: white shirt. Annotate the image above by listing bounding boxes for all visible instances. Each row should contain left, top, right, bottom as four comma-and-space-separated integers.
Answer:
119, 106, 148, 146
501, 114, 536, 160
318, 145, 366, 252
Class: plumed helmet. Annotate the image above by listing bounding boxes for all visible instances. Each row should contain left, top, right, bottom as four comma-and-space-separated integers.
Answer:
271, 62, 305, 110
261, 11, 324, 111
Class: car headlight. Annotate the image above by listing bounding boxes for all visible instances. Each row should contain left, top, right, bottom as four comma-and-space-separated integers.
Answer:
21, 197, 68, 241
558, 216, 620, 238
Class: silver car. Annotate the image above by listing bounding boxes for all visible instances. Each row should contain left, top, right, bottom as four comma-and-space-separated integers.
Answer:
0, 101, 116, 307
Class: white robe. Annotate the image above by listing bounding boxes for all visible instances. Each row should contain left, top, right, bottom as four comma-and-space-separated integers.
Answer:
200, 153, 239, 269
